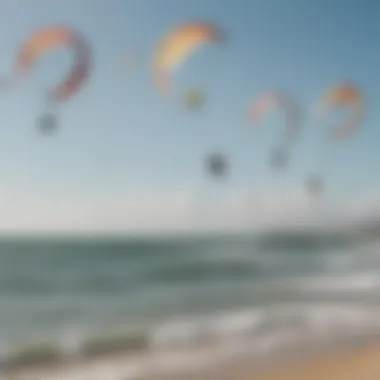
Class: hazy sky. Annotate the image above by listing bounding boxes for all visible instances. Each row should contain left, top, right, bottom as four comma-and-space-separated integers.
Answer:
0, 0, 378, 233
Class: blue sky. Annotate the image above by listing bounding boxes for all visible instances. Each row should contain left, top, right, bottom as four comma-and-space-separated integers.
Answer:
0, 0, 378, 232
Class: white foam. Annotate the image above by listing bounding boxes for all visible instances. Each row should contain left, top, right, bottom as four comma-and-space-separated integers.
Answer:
59, 325, 86, 357
150, 317, 209, 349
5, 303, 380, 380
298, 273, 380, 293
208, 310, 264, 338
150, 308, 266, 351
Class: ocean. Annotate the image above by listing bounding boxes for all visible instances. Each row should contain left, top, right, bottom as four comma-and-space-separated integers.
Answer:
1, 232, 380, 378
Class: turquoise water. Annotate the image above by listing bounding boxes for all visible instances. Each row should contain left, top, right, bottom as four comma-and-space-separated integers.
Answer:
0, 232, 379, 367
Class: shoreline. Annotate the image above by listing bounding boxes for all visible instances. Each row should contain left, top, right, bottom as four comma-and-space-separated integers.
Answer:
4, 334, 380, 380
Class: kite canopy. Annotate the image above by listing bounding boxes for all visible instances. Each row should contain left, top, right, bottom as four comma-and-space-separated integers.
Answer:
153, 21, 223, 94
1, 25, 91, 103
248, 91, 302, 142
316, 83, 365, 141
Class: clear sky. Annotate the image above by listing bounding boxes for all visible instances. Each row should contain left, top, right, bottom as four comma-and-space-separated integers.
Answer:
0, 0, 378, 233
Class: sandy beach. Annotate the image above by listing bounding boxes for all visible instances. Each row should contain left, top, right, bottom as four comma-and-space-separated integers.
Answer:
3, 341, 380, 380
247, 344, 380, 380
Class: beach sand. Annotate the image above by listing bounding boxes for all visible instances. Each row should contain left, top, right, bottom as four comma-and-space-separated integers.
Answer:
5, 340, 380, 380
246, 344, 380, 380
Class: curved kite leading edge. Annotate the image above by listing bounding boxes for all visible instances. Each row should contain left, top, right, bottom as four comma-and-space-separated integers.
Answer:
153, 21, 224, 94
316, 83, 365, 141
1, 25, 91, 103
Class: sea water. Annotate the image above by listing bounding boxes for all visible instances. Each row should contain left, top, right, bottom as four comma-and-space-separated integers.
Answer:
0, 233, 380, 378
